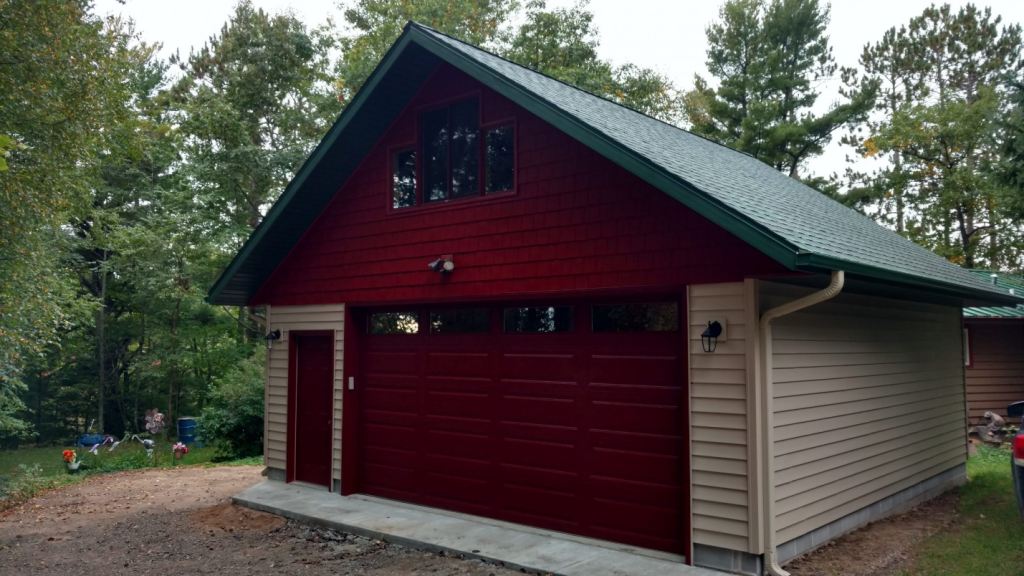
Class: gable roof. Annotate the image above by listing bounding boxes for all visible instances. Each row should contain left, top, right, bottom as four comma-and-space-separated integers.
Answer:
964, 270, 1024, 318
207, 22, 1020, 307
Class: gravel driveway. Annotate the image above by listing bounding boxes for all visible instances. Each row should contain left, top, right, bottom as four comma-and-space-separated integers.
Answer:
0, 466, 521, 575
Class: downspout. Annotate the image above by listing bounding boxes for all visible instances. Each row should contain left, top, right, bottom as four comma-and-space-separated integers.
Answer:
759, 270, 845, 576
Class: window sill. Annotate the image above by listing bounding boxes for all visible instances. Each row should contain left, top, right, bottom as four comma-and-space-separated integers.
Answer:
387, 189, 516, 218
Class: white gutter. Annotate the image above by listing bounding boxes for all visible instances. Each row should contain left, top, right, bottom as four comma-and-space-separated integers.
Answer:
758, 270, 845, 576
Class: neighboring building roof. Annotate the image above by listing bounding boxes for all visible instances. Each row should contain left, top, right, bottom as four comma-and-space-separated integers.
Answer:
964, 270, 1024, 318
207, 22, 1022, 307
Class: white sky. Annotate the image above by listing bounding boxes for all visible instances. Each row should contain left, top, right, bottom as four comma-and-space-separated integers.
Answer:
94, 0, 1024, 179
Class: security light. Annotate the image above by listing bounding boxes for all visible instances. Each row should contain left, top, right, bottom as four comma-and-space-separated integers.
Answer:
428, 256, 455, 273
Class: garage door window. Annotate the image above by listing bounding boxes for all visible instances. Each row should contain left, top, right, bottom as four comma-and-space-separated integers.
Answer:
368, 311, 419, 334
429, 309, 490, 333
592, 303, 678, 332
503, 306, 573, 332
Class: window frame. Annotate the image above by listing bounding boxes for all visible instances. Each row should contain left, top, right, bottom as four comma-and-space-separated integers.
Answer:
386, 91, 517, 215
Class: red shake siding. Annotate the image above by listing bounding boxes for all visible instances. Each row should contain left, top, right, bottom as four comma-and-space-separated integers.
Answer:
253, 64, 787, 306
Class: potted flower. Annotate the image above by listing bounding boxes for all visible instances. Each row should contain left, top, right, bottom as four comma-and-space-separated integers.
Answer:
63, 449, 80, 471
172, 442, 189, 460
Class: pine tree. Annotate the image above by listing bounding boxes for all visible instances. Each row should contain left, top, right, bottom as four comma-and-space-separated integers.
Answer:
684, 0, 877, 180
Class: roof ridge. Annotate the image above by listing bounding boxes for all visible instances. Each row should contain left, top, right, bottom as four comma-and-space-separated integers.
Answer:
403, 21, 755, 160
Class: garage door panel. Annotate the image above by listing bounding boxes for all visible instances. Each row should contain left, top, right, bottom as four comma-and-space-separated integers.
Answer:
501, 483, 579, 527
426, 429, 490, 460
591, 496, 683, 537
426, 351, 492, 377
590, 448, 683, 485
500, 462, 579, 494
589, 354, 680, 386
500, 396, 577, 427
425, 389, 490, 419
499, 437, 576, 472
499, 421, 577, 444
588, 384, 682, 408
359, 300, 687, 556
363, 421, 418, 448
500, 379, 578, 400
591, 476, 684, 510
362, 387, 418, 412
424, 470, 490, 507
498, 353, 576, 380
589, 429, 684, 456
362, 445, 417, 468
363, 350, 418, 374
363, 462, 418, 494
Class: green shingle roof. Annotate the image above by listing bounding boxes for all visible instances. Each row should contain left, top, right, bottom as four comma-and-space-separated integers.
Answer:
964, 270, 1024, 318
207, 22, 1023, 307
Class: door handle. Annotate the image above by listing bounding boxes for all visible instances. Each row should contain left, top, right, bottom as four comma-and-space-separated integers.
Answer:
348, 376, 354, 391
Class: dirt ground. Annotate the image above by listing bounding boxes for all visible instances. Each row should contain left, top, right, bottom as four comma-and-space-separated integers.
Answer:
0, 466, 521, 575
785, 491, 961, 576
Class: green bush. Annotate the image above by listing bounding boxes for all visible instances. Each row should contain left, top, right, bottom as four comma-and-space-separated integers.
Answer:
198, 347, 265, 460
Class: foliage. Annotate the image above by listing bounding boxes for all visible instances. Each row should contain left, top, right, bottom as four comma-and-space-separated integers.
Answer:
336, 0, 681, 123
198, 348, 266, 460
904, 445, 1024, 575
846, 4, 1023, 269
0, 0, 126, 437
684, 0, 877, 180
336, 0, 518, 104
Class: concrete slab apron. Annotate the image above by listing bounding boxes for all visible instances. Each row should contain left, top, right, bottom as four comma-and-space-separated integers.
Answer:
233, 481, 726, 576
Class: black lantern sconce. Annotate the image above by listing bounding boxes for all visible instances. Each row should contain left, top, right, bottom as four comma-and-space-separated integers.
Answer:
701, 320, 723, 353
264, 329, 281, 350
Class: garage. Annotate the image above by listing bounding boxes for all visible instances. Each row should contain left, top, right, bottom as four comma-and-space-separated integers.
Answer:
355, 299, 689, 555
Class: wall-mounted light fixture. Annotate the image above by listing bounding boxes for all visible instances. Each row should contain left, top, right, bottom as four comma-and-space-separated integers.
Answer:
264, 328, 281, 350
701, 320, 723, 353
428, 254, 455, 274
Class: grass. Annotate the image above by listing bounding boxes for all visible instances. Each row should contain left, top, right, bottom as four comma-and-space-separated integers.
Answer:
0, 441, 263, 512
903, 445, 1024, 575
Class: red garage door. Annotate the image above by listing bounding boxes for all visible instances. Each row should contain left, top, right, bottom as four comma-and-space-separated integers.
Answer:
357, 300, 688, 555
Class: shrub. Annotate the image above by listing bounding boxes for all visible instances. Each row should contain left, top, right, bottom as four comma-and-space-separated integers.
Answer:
198, 347, 265, 460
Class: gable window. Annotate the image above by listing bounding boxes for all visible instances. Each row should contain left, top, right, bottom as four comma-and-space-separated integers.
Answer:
391, 96, 515, 209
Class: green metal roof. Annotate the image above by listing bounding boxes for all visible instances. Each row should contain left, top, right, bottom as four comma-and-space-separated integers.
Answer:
964, 270, 1024, 318
207, 22, 1023, 307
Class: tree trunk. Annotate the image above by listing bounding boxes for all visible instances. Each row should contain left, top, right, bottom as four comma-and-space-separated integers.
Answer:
97, 252, 107, 434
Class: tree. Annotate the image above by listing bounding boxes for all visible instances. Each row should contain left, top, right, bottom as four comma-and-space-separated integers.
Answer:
684, 0, 877, 179
862, 4, 1023, 268
0, 0, 129, 436
171, 1, 340, 240
503, 1, 681, 123
841, 26, 926, 232
336, 0, 518, 104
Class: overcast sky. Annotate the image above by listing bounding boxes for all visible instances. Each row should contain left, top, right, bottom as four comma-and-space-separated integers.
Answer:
94, 0, 1024, 178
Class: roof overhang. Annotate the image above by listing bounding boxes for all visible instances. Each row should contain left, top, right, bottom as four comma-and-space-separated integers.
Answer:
207, 23, 1023, 308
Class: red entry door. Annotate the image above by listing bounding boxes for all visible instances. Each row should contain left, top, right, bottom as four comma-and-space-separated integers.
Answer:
292, 333, 334, 487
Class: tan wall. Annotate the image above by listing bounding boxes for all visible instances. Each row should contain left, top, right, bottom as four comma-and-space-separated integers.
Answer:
265, 305, 345, 484
965, 320, 1024, 423
688, 282, 757, 553
761, 282, 967, 544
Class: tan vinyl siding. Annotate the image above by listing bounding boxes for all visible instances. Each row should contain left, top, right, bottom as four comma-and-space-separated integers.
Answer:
689, 282, 753, 553
761, 282, 967, 544
965, 320, 1024, 423
265, 304, 345, 484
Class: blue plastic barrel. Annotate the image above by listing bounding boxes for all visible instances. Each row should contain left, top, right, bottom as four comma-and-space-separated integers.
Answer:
177, 417, 197, 445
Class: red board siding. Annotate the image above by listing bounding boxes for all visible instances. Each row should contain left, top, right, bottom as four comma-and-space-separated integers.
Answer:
253, 64, 786, 307
358, 304, 688, 554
